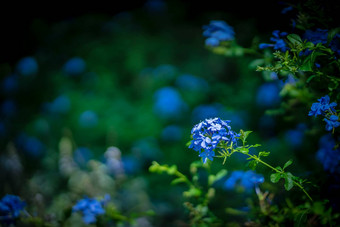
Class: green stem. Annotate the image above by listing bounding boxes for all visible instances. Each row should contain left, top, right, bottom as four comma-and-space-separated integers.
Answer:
244, 153, 313, 202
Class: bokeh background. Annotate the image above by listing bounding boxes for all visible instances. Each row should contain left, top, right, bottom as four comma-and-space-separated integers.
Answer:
1, 0, 333, 226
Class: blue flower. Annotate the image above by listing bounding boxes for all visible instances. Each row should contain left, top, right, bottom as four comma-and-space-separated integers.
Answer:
0, 194, 26, 225
63, 57, 86, 76
256, 82, 281, 108
303, 29, 328, 45
1, 74, 18, 95
284, 124, 307, 149
153, 86, 187, 119
16, 56, 38, 76
72, 196, 109, 224
224, 170, 264, 192
316, 134, 340, 174
175, 74, 209, 92
324, 115, 340, 131
74, 147, 93, 168
47, 95, 71, 114
308, 95, 337, 117
202, 20, 235, 46
79, 110, 98, 128
161, 125, 183, 142
189, 117, 239, 163
259, 30, 289, 52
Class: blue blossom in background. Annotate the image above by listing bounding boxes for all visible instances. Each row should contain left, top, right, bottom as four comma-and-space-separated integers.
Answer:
1, 75, 18, 95
72, 196, 108, 224
144, 0, 167, 13
303, 29, 340, 56
16, 133, 45, 158
122, 155, 141, 175
74, 147, 93, 169
256, 82, 281, 108
189, 117, 240, 163
316, 134, 340, 174
224, 170, 264, 192
63, 57, 86, 76
1, 100, 17, 117
259, 30, 289, 52
191, 103, 225, 124
153, 86, 187, 119
16, 56, 38, 76
325, 115, 340, 131
284, 123, 307, 149
47, 95, 71, 115
202, 20, 235, 47
0, 194, 26, 225
304, 29, 328, 45
79, 110, 98, 128
161, 125, 183, 142
308, 95, 337, 117
175, 74, 209, 92
153, 64, 177, 81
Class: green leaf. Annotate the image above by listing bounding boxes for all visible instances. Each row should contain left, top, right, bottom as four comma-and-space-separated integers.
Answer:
287, 34, 303, 45
171, 177, 186, 185
248, 160, 258, 170
239, 147, 249, 154
300, 55, 313, 71
327, 27, 340, 44
283, 159, 293, 170
270, 173, 282, 183
284, 172, 294, 191
305, 42, 314, 49
306, 75, 317, 83
259, 151, 270, 157
167, 165, 177, 175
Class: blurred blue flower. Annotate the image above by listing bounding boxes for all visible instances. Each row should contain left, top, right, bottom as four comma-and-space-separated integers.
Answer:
189, 117, 240, 163
16, 133, 45, 158
281, 6, 293, 14
1, 100, 17, 117
153, 64, 177, 80
259, 30, 289, 52
191, 103, 224, 123
153, 86, 187, 119
72, 196, 107, 224
175, 74, 209, 92
224, 170, 264, 192
131, 137, 161, 163
79, 110, 98, 128
122, 155, 141, 175
303, 29, 340, 56
325, 115, 340, 131
144, 0, 167, 13
0, 121, 5, 138
74, 147, 93, 169
16, 56, 38, 76
284, 125, 306, 149
308, 95, 337, 117
1, 75, 18, 95
47, 95, 71, 114
161, 125, 183, 142
202, 20, 235, 46
316, 134, 340, 174
63, 57, 86, 76
0, 194, 26, 225
256, 82, 281, 108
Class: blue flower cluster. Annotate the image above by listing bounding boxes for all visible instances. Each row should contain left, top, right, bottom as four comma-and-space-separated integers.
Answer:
0, 194, 26, 225
308, 95, 339, 132
303, 29, 340, 56
202, 20, 235, 47
259, 30, 289, 52
72, 195, 110, 224
316, 134, 340, 174
189, 117, 239, 163
224, 170, 264, 192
